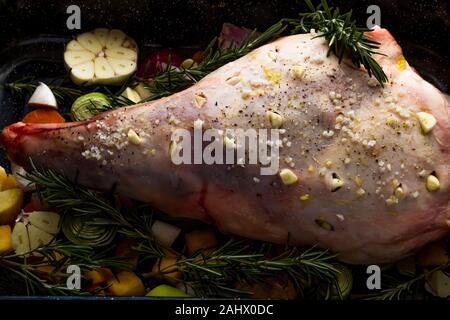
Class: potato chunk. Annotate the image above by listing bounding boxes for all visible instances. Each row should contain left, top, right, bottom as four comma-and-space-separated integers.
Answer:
0, 188, 24, 225
106, 271, 145, 296
0, 225, 12, 254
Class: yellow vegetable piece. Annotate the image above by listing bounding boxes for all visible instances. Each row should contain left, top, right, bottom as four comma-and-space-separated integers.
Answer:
180, 58, 198, 70
185, 229, 218, 255
0, 167, 7, 182
106, 271, 145, 296
1, 175, 18, 191
86, 268, 114, 285
152, 257, 182, 283
0, 166, 18, 191
0, 225, 12, 254
146, 284, 190, 297
0, 188, 24, 225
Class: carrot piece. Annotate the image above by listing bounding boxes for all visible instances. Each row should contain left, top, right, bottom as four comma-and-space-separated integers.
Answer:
22, 109, 65, 124
192, 50, 203, 63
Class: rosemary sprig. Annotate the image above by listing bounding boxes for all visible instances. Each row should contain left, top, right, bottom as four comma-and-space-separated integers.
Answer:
25, 160, 158, 245
140, 20, 288, 102
4, 76, 137, 109
365, 266, 443, 300
289, 0, 388, 85
141, 238, 340, 298
141, 0, 388, 101
25, 160, 340, 298
4, 76, 85, 105
0, 241, 130, 296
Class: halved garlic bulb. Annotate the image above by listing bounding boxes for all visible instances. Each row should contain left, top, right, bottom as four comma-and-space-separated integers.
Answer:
64, 28, 138, 86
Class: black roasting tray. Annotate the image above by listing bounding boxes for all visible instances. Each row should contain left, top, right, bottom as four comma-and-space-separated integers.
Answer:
0, 0, 449, 298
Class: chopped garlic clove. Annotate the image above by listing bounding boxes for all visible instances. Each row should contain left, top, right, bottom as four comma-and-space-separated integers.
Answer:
223, 136, 236, 149
426, 175, 440, 192
194, 94, 207, 108
416, 112, 437, 134
385, 195, 399, 206
291, 66, 306, 80
356, 188, 366, 197
279, 169, 298, 185
330, 178, 344, 192
225, 76, 241, 86
391, 178, 401, 189
329, 173, 344, 192
193, 119, 204, 130
127, 129, 142, 145
299, 194, 310, 202
266, 111, 283, 129
394, 187, 404, 198
168, 141, 178, 160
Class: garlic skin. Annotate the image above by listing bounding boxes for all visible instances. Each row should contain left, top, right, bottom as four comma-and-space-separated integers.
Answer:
27, 82, 58, 109
11, 163, 35, 191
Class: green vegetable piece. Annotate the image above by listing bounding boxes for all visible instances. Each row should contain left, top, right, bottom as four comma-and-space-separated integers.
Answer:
62, 213, 117, 247
330, 265, 353, 300
146, 285, 190, 297
71, 92, 111, 121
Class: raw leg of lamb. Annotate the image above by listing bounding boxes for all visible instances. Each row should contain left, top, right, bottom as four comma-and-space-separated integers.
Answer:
2, 28, 449, 264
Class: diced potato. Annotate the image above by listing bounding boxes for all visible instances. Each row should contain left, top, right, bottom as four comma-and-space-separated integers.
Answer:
417, 241, 449, 267
106, 271, 145, 296
86, 268, 114, 285
0, 167, 6, 181
0, 174, 18, 191
426, 270, 450, 298
0, 225, 12, 254
185, 229, 218, 255
152, 257, 181, 283
0, 188, 24, 225
0, 167, 17, 191
146, 284, 190, 297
